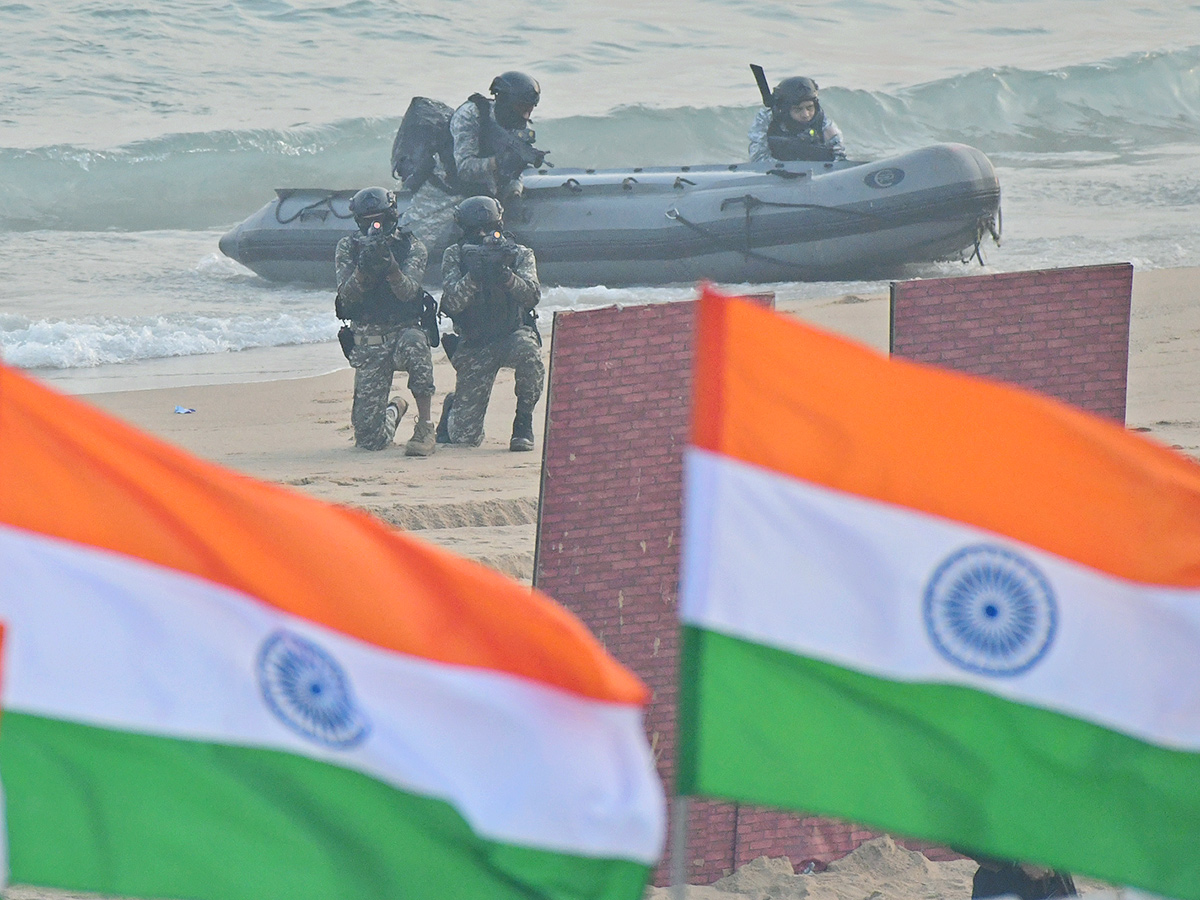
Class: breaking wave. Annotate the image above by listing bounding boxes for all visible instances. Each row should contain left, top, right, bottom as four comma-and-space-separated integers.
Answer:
1, 47, 1196, 233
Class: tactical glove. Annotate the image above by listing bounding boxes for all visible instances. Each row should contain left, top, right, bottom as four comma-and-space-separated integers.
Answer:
361, 241, 391, 272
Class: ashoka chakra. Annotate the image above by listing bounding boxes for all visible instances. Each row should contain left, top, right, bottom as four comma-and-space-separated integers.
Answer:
923, 544, 1057, 677
258, 630, 370, 748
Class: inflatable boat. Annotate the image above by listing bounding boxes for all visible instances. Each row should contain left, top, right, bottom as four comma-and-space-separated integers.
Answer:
218, 143, 1000, 288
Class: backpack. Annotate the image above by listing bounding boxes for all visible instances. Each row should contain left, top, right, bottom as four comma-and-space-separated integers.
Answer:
390, 97, 458, 192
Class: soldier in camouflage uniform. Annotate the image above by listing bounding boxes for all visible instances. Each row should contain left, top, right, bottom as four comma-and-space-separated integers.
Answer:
436, 196, 543, 452
336, 187, 438, 456
748, 75, 846, 163
400, 71, 545, 270
399, 183, 458, 282
449, 71, 542, 205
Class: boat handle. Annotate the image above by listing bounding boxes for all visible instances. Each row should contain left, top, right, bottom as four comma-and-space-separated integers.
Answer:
275, 193, 352, 225
664, 207, 680, 220
561, 178, 583, 194
673, 177, 696, 190
622, 176, 638, 191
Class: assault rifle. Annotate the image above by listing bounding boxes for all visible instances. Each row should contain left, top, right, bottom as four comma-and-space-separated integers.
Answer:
460, 231, 521, 283
459, 234, 541, 345
490, 122, 551, 179
363, 218, 389, 241
750, 63, 773, 107
358, 220, 395, 271
470, 93, 551, 179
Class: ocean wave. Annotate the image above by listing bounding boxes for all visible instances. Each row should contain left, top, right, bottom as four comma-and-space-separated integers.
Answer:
842, 47, 1200, 158
0, 311, 337, 370
0, 47, 1196, 233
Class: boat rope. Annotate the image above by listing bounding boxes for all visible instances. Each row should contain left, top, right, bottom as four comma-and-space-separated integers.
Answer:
719, 193, 887, 222
664, 207, 818, 274
275, 193, 354, 225
664, 193, 891, 273
965, 207, 1002, 265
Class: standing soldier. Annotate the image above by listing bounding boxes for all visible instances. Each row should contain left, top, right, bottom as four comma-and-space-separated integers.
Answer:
335, 186, 438, 456
436, 196, 543, 452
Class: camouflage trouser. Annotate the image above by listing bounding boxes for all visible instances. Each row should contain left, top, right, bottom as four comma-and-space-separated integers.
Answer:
447, 326, 544, 447
349, 325, 435, 450
400, 182, 460, 281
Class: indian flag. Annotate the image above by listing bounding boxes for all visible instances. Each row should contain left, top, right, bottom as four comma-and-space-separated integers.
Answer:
677, 288, 1200, 899
0, 363, 664, 900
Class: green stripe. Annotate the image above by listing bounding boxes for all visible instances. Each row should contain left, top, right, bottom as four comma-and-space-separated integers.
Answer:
679, 626, 1200, 900
1, 713, 650, 900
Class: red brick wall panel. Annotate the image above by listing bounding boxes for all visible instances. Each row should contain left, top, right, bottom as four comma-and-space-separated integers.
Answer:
534, 294, 968, 885
890, 263, 1133, 422
538, 276, 1139, 879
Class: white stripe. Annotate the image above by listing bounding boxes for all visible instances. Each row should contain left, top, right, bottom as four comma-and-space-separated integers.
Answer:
0, 524, 664, 863
680, 449, 1200, 751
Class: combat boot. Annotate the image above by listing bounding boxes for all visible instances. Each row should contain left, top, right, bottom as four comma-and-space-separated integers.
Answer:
384, 397, 408, 442
509, 408, 535, 452
436, 392, 455, 444
405, 420, 437, 457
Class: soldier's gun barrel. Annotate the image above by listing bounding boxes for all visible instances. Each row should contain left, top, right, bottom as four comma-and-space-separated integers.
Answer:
486, 119, 550, 176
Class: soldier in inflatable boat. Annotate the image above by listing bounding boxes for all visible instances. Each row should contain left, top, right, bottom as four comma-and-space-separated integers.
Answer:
394, 71, 549, 275
747, 72, 847, 163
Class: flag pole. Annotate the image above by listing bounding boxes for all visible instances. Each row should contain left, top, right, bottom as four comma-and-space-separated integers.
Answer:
669, 794, 689, 900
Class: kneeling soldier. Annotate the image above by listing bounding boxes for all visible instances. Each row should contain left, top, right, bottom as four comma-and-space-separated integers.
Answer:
335, 186, 437, 455
437, 196, 543, 451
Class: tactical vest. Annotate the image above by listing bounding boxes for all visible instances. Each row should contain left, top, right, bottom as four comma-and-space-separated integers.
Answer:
457, 95, 538, 198
766, 108, 832, 161
343, 232, 422, 328
450, 242, 526, 346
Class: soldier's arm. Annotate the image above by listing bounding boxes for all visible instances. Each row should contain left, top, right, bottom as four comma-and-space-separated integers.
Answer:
335, 236, 370, 303
823, 117, 847, 160
504, 245, 541, 310
438, 244, 480, 316
748, 107, 773, 162
383, 235, 427, 302
451, 102, 499, 194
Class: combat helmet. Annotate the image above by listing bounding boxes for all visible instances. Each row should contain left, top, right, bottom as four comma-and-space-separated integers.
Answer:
348, 186, 398, 234
454, 195, 504, 234
490, 71, 541, 110
772, 76, 819, 113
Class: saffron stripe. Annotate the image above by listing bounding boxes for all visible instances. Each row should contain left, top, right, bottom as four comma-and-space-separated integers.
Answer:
690, 289, 1200, 588
0, 364, 644, 703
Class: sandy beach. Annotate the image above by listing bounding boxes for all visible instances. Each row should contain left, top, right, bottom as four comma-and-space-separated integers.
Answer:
74, 267, 1200, 589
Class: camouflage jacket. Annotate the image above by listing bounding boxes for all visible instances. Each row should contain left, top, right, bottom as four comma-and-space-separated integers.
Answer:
449, 97, 527, 199
334, 230, 427, 329
440, 239, 540, 346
